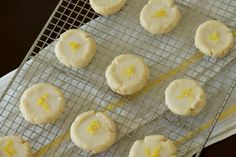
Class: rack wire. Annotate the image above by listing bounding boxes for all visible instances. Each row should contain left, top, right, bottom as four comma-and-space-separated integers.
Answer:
0, 0, 236, 156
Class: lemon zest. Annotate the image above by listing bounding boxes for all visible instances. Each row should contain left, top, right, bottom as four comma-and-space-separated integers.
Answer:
154, 8, 167, 17
1, 140, 16, 157
122, 65, 135, 79
145, 147, 151, 156
69, 41, 80, 52
37, 94, 50, 112
86, 120, 101, 135
145, 146, 160, 157
208, 32, 220, 42
177, 88, 194, 103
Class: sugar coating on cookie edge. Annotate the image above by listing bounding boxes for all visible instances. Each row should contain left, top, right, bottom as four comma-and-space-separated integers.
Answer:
90, 0, 127, 16
165, 79, 206, 116
70, 111, 116, 154
129, 135, 177, 157
195, 20, 233, 58
0, 136, 32, 157
140, 0, 181, 34
55, 29, 96, 68
20, 83, 65, 124
105, 54, 149, 95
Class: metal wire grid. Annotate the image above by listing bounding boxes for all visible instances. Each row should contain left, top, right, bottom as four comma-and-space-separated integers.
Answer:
0, 0, 236, 156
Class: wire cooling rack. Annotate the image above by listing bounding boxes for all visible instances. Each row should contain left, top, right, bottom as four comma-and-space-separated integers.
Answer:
1, 0, 236, 156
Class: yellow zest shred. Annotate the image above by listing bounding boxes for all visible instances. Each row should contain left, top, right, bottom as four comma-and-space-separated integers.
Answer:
37, 94, 50, 112
1, 140, 16, 157
154, 8, 167, 17
208, 32, 220, 42
122, 65, 136, 79
151, 146, 160, 157
145, 147, 151, 156
145, 146, 160, 157
176, 88, 194, 103
86, 120, 101, 135
69, 41, 80, 52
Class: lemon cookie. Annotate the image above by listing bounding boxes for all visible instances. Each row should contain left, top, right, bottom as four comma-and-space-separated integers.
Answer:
165, 79, 206, 116
55, 29, 96, 68
129, 135, 177, 157
90, 0, 127, 16
105, 54, 149, 95
140, 0, 181, 35
195, 20, 234, 57
70, 111, 116, 154
20, 83, 65, 124
0, 136, 32, 157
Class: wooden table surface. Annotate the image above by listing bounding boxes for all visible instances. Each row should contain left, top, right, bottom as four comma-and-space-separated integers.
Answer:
1, 0, 236, 156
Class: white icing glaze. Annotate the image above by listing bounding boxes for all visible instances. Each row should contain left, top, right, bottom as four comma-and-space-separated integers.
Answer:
140, 0, 181, 34
20, 83, 65, 124
105, 54, 149, 95
55, 29, 96, 68
129, 135, 177, 157
70, 111, 116, 154
195, 20, 233, 57
75, 115, 113, 147
57, 30, 88, 58
0, 136, 32, 157
90, 0, 127, 16
165, 79, 206, 116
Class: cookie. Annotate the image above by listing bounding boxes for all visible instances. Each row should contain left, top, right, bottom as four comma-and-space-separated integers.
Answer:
105, 54, 149, 95
55, 29, 96, 68
90, 0, 127, 16
165, 79, 206, 116
195, 20, 234, 57
129, 135, 177, 157
140, 0, 181, 34
70, 111, 116, 154
20, 83, 65, 124
0, 136, 32, 157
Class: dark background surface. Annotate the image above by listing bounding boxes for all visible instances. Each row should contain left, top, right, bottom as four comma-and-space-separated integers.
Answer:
0, 0, 236, 156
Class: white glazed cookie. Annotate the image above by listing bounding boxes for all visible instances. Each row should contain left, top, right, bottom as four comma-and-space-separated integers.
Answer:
55, 29, 96, 68
20, 83, 65, 124
129, 135, 177, 157
70, 111, 116, 154
0, 136, 32, 157
140, 0, 181, 35
195, 20, 234, 57
105, 54, 149, 95
165, 79, 206, 116
90, 0, 127, 16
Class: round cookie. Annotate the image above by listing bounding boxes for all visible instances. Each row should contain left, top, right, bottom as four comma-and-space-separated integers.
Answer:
0, 136, 32, 157
195, 20, 234, 57
20, 83, 65, 124
129, 135, 177, 157
140, 0, 181, 35
165, 79, 206, 116
70, 111, 116, 154
105, 54, 149, 95
55, 29, 96, 68
90, 0, 127, 16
